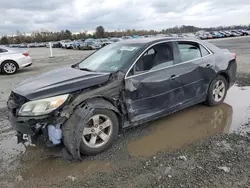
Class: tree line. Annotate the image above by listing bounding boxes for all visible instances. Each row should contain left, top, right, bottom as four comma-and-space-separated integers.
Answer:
1, 24, 249, 45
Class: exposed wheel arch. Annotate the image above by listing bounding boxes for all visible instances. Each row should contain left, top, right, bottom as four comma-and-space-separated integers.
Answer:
81, 97, 120, 114
218, 72, 229, 84
80, 97, 123, 131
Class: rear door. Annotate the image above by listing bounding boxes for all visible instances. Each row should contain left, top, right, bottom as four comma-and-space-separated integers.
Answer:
175, 41, 215, 104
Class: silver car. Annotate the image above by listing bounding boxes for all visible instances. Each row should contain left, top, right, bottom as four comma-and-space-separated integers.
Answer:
0, 46, 32, 74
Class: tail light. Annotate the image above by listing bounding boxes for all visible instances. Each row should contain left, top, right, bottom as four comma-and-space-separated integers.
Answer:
22, 52, 29, 57
232, 53, 236, 60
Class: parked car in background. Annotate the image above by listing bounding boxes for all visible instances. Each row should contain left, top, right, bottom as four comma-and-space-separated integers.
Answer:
223, 31, 234, 37
19, 43, 28, 48
122, 36, 133, 40
95, 38, 113, 47
214, 31, 224, 38
234, 30, 244, 36
85, 38, 95, 43
109, 37, 123, 42
46, 41, 62, 48
238, 29, 250, 35
231, 30, 242, 36
27, 43, 36, 48
143, 35, 154, 38
156, 34, 167, 37
72, 40, 84, 50
219, 31, 230, 37
63, 41, 75, 49
0, 46, 32, 74
184, 33, 197, 38
132, 35, 142, 38
80, 40, 102, 50
60, 40, 72, 48
196, 33, 208, 40
209, 32, 217, 38
7, 37, 236, 158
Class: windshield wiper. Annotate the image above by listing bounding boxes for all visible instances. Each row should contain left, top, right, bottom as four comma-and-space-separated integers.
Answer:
78, 67, 96, 72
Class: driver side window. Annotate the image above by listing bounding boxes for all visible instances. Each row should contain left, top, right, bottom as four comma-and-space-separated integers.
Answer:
129, 42, 174, 76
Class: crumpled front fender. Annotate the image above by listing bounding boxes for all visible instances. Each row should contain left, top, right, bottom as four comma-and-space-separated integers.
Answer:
62, 98, 120, 161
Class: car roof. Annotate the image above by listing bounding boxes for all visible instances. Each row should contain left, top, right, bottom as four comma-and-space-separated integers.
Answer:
119, 37, 178, 46
119, 37, 220, 54
119, 37, 202, 46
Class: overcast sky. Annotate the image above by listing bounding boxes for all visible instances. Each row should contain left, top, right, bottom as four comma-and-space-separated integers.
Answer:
0, 0, 249, 35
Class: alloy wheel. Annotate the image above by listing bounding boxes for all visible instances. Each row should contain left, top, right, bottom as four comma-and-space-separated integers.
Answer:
3, 62, 17, 74
82, 114, 113, 149
213, 80, 226, 102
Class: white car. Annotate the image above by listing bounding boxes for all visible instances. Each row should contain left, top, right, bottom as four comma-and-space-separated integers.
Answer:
0, 46, 32, 75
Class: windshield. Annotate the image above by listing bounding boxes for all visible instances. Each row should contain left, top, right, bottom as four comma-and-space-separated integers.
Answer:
77, 42, 142, 72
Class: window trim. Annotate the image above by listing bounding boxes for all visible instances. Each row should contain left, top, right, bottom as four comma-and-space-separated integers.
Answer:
125, 40, 213, 79
176, 41, 209, 64
199, 43, 210, 57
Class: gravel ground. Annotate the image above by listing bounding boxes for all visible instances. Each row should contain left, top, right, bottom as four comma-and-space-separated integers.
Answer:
67, 134, 250, 188
1, 37, 250, 188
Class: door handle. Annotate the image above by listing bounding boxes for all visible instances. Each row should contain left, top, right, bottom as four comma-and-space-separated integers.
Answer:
205, 64, 212, 68
170, 75, 179, 80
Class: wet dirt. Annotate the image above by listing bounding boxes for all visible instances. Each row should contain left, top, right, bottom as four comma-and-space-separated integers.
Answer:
1, 84, 250, 188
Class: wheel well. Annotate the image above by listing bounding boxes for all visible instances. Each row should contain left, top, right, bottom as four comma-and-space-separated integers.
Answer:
218, 72, 230, 84
80, 97, 123, 131
1, 60, 19, 69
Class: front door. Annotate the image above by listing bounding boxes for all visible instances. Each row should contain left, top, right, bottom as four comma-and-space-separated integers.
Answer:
124, 42, 184, 122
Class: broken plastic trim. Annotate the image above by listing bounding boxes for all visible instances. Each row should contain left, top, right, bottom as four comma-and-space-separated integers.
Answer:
62, 103, 94, 161
62, 98, 121, 161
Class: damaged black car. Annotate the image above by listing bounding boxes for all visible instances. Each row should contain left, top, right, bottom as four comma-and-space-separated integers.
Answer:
7, 37, 237, 160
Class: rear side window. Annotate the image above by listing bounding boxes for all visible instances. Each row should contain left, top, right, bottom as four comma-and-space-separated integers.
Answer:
0, 48, 8, 53
200, 45, 210, 57
177, 41, 210, 63
177, 42, 201, 62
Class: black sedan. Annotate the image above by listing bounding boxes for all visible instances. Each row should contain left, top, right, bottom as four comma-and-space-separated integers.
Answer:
7, 37, 237, 160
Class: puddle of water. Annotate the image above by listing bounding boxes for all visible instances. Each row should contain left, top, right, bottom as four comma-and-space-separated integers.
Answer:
0, 133, 113, 186
128, 85, 250, 157
225, 86, 250, 133
128, 103, 233, 157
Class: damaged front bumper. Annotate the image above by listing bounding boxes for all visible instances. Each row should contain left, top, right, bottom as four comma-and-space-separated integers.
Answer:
8, 109, 66, 145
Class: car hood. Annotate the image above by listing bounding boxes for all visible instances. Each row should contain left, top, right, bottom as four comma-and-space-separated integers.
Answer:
13, 67, 111, 100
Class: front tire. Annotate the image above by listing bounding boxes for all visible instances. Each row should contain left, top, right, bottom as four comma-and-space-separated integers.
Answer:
63, 107, 119, 156
206, 75, 228, 106
80, 109, 119, 155
1, 61, 18, 74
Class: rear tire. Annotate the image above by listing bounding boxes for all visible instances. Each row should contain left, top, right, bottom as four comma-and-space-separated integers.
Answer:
1, 61, 18, 75
206, 75, 228, 106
